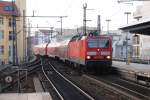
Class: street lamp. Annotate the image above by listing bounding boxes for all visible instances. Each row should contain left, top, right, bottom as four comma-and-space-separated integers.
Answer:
11, 0, 18, 65
83, 3, 87, 36
49, 27, 54, 42
83, 3, 94, 36
124, 12, 131, 24
57, 17, 63, 35
125, 33, 130, 65
124, 12, 131, 65
57, 16, 67, 35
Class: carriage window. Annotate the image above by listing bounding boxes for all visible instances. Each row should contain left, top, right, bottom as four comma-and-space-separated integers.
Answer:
88, 39, 109, 48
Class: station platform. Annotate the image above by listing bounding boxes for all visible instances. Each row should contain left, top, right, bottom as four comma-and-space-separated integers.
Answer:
33, 77, 44, 92
112, 61, 150, 85
0, 92, 52, 100
113, 61, 150, 72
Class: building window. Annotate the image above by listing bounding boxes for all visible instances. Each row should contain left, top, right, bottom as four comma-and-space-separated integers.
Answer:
4, 6, 14, 11
9, 18, 16, 27
9, 31, 13, 40
9, 31, 15, 40
0, 45, 4, 55
0, 16, 3, 25
9, 46, 11, 56
9, 18, 12, 27
0, 31, 4, 39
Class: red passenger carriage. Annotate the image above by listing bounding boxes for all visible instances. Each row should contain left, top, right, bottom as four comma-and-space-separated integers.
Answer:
33, 33, 112, 72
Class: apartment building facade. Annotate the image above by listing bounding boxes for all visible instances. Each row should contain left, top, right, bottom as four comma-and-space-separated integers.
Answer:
0, 0, 26, 64
0, 1, 19, 64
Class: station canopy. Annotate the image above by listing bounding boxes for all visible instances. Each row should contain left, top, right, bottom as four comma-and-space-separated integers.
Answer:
119, 18, 150, 35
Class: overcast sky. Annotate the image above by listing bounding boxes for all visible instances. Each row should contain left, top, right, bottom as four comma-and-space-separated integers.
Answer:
5, 0, 142, 30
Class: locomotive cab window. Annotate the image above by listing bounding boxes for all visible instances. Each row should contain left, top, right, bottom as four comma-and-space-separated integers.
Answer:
88, 39, 110, 48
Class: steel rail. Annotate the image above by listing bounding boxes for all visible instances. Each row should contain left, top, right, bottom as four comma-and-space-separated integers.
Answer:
40, 58, 64, 100
109, 80, 150, 99
119, 78, 150, 90
85, 75, 150, 100
49, 62, 95, 100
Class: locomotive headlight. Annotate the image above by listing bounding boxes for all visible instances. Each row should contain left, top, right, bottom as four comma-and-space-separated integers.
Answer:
87, 56, 91, 59
106, 56, 110, 59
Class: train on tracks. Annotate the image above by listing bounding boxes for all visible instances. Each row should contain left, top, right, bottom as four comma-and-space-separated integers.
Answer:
33, 33, 113, 72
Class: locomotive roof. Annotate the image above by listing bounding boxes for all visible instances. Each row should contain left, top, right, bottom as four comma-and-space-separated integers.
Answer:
48, 39, 70, 47
33, 43, 48, 48
47, 42, 60, 47
70, 34, 111, 42
59, 39, 70, 45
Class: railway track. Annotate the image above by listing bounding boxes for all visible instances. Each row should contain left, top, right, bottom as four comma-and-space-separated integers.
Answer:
1, 58, 41, 92
47, 58, 150, 100
86, 75, 150, 100
0, 58, 40, 75
41, 58, 95, 100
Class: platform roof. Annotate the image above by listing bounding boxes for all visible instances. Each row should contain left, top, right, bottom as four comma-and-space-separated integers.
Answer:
119, 18, 150, 35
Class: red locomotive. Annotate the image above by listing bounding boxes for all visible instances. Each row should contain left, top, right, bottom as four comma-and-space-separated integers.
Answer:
33, 34, 112, 72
